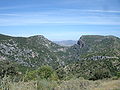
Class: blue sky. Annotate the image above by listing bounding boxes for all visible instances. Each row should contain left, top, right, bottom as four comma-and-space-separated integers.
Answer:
0, 0, 120, 40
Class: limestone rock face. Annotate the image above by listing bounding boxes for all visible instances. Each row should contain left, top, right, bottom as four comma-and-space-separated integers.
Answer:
0, 34, 67, 68
77, 38, 85, 48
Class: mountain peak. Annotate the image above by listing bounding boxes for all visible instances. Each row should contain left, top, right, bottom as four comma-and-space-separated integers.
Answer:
80, 35, 118, 39
29, 35, 45, 38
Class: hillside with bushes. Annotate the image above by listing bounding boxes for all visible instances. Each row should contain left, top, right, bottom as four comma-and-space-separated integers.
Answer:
0, 34, 120, 90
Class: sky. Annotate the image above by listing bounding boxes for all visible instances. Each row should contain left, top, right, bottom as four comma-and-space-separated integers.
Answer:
0, 0, 120, 41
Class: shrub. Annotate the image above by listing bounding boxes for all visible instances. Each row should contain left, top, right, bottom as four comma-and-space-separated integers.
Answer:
117, 72, 120, 78
24, 65, 59, 81
89, 69, 111, 80
0, 61, 18, 78
24, 70, 37, 81
56, 68, 68, 80
37, 65, 54, 79
112, 76, 118, 80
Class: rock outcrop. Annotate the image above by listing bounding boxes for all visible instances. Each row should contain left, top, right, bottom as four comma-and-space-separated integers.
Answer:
77, 38, 85, 48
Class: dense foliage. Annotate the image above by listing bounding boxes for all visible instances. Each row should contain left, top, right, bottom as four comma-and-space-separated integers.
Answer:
24, 65, 58, 81
0, 61, 18, 78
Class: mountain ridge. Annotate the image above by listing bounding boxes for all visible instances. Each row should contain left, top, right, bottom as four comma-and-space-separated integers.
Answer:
0, 34, 67, 69
0, 34, 120, 79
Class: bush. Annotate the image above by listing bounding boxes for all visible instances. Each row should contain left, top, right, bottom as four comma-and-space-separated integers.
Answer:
24, 65, 58, 81
117, 72, 120, 78
24, 70, 37, 81
56, 68, 68, 80
112, 76, 118, 80
37, 65, 54, 79
0, 61, 18, 78
89, 69, 111, 80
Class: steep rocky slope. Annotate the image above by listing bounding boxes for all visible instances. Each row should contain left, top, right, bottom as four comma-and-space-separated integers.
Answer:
68, 35, 120, 60
59, 35, 120, 79
0, 34, 120, 78
0, 34, 67, 69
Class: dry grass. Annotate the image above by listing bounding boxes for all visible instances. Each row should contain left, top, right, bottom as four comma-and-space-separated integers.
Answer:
9, 81, 37, 90
54, 78, 101, 90
0, 77, 120, 90
93, 80, 120, 90
55, 79, 120, 90
0, 77, 57, 90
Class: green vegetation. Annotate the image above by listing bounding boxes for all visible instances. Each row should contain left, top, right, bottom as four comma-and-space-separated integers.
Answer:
0, 61, 18, 78
56, 58, 120, 80
117, 72, 120, 78
0, 34, 120, 90
24, 65, 58, 81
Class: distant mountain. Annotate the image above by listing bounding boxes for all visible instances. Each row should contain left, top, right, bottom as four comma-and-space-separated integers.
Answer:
54, 40, 77, 46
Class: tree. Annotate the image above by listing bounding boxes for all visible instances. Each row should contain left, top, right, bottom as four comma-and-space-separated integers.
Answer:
37, 65, 54, 79
25, 65, 58, 81
89, 69, 111, 80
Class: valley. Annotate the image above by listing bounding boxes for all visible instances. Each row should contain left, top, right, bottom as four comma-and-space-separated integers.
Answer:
0, 34, 120, 90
